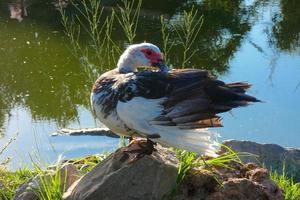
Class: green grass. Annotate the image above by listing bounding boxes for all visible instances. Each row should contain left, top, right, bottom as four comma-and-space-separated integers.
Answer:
169, 145, 258, 199
0, 154, 105, 200
174, 147, 300, 200
68, 154, 106, 174
270, 166, 300, 200
175, 145, 255, 186
33, 154, 106, 200
175, 149, 196, 186
0, 132, 22, 199
0, 167, 34, 199
0, 132, 18, 166
33, 161, 66, 200
1, 146, 300, 200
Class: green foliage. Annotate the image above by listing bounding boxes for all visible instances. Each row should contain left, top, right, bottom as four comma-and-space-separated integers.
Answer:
70, 154, 106, 174
32, 153, 106, 199
116, 0, 142, 44
32, 160, 66, 200
0, 153, 105, 200
58, 0, 120, 82
176, 145, 255, 184
160, 16, 174, 64
59, 0, 203, 73
58, 0, 143, 83
172, 7, 204, 67
0, 132, 20, 199
0, 133, 18, 166
119, 136, 127, 148
175, 149, 196, 186
194, 145, 256, 169
0, 168, 34, 199
271, 166, 300, 200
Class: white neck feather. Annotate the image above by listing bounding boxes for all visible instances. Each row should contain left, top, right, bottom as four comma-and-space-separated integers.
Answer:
117, 52, 137, 73
116, 43, 159, 73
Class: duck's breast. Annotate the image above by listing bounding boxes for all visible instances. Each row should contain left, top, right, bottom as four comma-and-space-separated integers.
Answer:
91, 70, 137, 136
91, 91, 133, 136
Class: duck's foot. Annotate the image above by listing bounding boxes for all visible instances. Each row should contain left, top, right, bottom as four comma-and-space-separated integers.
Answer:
120, 138, 156, 164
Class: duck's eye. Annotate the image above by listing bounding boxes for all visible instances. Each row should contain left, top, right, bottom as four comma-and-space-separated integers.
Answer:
146, 51, 152, 55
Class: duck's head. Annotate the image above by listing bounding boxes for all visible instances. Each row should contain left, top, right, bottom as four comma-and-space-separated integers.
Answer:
117, 43, 169, 73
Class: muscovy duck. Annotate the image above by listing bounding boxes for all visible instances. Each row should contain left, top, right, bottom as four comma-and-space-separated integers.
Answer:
91, 43, 259, 158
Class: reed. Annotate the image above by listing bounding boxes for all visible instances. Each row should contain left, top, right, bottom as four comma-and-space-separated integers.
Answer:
160, 16, 174, 65
0, 132, 19, 168
59, 0, 117, 82
172, 7, 204, 67
115, 0, 142, 44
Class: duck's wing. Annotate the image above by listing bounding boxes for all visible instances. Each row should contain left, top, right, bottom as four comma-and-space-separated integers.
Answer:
116, 69, 260, 154
150, 69, 260, 129
119, 69, 259, 129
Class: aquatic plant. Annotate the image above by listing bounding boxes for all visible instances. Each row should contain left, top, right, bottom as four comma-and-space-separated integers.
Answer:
171, 7, 204, 67
115, 0, 142, 44
160, 15, 174, 65
58, 0, 143, 83
59, 0, 117, 81
0, 133, 18, 167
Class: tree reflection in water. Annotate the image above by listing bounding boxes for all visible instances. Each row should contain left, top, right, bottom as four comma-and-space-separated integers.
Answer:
0, 0, 299, 129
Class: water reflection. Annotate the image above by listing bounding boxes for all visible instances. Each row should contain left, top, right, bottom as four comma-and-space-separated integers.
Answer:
0, 0, 249, 128
8, 0, 27, 22
168, 0, 252, 73
269, 0, 300, 52
0, 20, 91, 127
0, 0, 299, 135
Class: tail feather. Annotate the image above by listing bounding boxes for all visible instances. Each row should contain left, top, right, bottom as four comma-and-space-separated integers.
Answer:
153, 126, 220, 157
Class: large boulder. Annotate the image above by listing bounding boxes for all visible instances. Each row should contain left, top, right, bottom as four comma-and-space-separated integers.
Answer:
63, 145, 179, 200
223, 140, 300, 181
64, 144, 283, 200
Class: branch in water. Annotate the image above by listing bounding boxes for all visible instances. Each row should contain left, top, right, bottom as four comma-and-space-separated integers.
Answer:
51, 128, 120, 138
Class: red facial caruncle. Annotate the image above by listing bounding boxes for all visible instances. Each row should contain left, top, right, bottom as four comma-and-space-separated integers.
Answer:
140, 48, 163, 66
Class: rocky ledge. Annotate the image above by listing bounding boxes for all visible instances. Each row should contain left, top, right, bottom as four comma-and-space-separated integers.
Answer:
223, 140, 300, 182
62, 145, 282, 200
14, 142, 290, 200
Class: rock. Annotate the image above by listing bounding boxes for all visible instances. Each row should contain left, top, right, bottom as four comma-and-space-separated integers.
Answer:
223, 140, 300, 181
63, 145, 179, 200
59, 163, 81, 191
174, 162, 283, 200
13, 163, 80, 200
64, 144, 283, 200
13, 177, 40, 200
207, 177, 282, 200
173, 170, 218, 200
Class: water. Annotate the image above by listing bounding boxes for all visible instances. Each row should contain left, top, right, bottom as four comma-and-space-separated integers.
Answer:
0, 0, 299, 169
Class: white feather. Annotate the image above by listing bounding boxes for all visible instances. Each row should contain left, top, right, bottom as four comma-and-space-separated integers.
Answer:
91, 92, 131, 136
116, 97, 219, 156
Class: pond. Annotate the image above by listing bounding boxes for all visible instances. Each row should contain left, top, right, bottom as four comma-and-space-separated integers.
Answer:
0, 0, 299, 169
